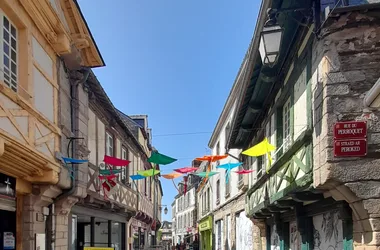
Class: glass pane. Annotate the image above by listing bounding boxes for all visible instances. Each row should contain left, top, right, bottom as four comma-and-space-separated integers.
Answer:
112, 222, 122, 250
4, 29, 9, 42
11, 38, 16, 50
11, 26, 16, 38
4, 55, 9, 67
4, 67, 9, 75
11, 49, 16, 62
3, 43, 9, 55
3, 17, 9, 30
11, 62, 16, 74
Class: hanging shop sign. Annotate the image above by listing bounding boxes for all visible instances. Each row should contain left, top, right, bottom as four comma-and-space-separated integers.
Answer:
334, 121, 367, 139
334, 139, 367, 157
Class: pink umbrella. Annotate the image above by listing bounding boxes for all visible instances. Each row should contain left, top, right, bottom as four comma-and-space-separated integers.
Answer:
235, 169, 255, 174
174, 167, 198, 174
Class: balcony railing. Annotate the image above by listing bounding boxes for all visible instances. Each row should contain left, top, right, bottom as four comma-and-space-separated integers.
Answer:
87, 164, 138, 211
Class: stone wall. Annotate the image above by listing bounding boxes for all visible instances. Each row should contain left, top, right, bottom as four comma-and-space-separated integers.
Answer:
311, 9, 380, 248
212, 194, 248, 250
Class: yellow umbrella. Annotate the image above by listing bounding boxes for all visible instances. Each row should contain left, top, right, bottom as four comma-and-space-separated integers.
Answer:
242, 138, 275, 173
242, 138, 275, 156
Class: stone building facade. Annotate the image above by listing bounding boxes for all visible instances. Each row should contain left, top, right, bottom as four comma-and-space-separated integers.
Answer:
223, 0, 380, 250
207, 62, 253, 250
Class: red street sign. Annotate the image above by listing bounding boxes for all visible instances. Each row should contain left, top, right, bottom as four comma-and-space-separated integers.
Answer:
334, 139, 367, 157
334, 121, 367, 139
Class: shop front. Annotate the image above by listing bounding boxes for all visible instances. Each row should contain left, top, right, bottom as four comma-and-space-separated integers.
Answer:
70, 206, 127, 250
0, 173, 16, 250
199, 216, 212, 250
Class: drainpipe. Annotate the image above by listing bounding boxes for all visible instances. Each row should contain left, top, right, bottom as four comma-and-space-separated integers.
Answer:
364, 78, 380, 108
46, 67, 91, 250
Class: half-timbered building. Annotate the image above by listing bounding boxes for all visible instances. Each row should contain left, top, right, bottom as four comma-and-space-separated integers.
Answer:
0, 0, 103, 249
227, 0, 380, 249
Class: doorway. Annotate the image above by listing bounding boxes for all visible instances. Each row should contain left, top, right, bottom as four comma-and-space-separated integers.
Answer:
0, 210, 16, 250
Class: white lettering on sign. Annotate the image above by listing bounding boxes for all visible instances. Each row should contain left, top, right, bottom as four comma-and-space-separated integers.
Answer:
337, 128, 364, 135
341, 146, 361, 152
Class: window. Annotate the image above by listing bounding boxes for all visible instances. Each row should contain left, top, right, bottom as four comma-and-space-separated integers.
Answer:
225, 122, 231, 144
216, 142, 220, 166
206, 188, 210, 212
105, 132, 114, 156
226, 173, 231, 195
187, 192, 190, 206
120, 147, 128, 184
283, 97, 292, 151
216, 179, 220, 205
1, 14, 18, 92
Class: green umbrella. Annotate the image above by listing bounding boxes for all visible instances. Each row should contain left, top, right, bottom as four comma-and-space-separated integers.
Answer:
195, 171, 219, 178
137, 169, 161, 177
148, 151, 177, 165
99, 169, 122, 175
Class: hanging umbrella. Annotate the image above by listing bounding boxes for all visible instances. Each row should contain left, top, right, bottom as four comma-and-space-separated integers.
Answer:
103, 155, 130, 166
148, 151, 177, 165
137, 169, 161, 177
217, 162, 242, 184
130, 174, 146, 180
195, 172, 219, 177
235, 169, 255, 174
174, 167, 198, 174
161, 172, 182, 192
242, 138, 275, 156
195, 155, 228, 162
242, 138, 275, 172
161, 172, 183, 179
99, 169, 123, 175
195, 154, 227, 192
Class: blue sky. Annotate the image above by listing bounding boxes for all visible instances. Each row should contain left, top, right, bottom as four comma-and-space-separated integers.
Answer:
78, 0, 259, 221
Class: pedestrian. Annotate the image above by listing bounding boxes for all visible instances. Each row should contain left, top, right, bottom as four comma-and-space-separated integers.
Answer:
176, 243, 180, 250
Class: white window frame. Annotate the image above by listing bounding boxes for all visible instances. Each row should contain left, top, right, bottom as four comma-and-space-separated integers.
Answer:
120, 147, 128, 183
283, 97, 292, 151
106, 132, 114, 156
0, 12, 18, 92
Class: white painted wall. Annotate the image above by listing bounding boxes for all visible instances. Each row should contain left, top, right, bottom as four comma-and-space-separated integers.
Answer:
174, 187, 196, 242
210, 101, 242, 208
294, 66, 308, 140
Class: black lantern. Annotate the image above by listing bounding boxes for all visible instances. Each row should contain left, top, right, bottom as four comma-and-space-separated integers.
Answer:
164, 207, 168, 215
259, 9, 283, 67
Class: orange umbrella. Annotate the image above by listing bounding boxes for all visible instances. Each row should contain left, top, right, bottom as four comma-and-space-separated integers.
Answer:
162, 172, 183, 179
161, 172, 182, 192
195, 154, 228, 192
195, 154, 228, 162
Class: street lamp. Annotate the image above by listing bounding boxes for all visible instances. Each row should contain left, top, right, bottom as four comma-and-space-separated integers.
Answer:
160, 205, 168, 215
259, 9, 283, 67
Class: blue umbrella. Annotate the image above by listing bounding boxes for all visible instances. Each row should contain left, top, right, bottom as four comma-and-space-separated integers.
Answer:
130, 174, 146, 180
216, 162, 243, 183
